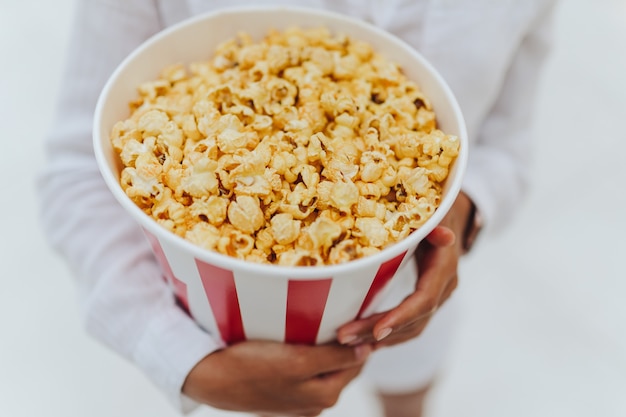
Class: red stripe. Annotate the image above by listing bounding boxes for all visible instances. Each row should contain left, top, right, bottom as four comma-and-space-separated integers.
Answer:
143, 230, 190, 313
285, 278, 333, 345
195, 259, 246, 344
357, 251, 408, 318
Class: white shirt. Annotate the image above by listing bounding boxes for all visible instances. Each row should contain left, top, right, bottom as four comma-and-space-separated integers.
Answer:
38, 0, 557, 412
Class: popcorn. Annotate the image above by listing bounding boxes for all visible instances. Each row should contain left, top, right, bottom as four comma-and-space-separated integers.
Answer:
228, 195, 265, 234
111, 27, 460, 266
270, 213, 301, 245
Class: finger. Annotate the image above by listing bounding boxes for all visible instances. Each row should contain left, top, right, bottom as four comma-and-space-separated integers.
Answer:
305, 364, 365, 401
438, 274, 458, 307
372, 251, 454, 341
425, 225, 456, 247
291, 363, 365, 415
375, 276, 459, 347
373, 318, 430, 349
336, 313, 386, 345
340, 242, 456, 345
372, 291, 437, 341
293, 343, 372, 377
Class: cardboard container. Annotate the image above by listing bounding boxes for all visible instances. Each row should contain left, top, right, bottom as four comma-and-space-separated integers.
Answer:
93, 6, 468, 345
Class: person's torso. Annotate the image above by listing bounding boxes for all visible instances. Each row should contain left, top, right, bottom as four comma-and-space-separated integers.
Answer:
157, 0, 551, 141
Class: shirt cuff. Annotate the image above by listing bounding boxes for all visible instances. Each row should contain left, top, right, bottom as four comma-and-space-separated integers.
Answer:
460, 146, 527, 235
131, 305, 223, 414
461, 165, 492, 233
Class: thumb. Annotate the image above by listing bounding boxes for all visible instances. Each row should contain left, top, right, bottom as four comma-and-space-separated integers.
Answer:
425, 225, 455, 247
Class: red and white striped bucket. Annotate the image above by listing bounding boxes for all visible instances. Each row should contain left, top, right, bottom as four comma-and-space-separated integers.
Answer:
94, 6, 468, 345
143, 229, 415, 345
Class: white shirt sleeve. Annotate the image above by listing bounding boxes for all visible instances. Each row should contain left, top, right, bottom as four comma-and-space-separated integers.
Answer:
37, 0, 220, 412
461, 2, 558, 233
367, 0, 558, 234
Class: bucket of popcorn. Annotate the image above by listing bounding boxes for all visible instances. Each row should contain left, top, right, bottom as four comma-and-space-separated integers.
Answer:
93, 6, 468, 345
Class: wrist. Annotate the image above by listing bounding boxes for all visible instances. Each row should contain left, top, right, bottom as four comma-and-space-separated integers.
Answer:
460, 196, 483, 254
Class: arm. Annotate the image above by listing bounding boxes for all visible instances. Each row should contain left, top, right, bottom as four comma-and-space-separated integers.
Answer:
337, 3, 557, 347
37, 0, 220, 411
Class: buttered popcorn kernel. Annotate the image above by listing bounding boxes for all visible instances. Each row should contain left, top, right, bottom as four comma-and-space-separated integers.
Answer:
111, 27, 459, 266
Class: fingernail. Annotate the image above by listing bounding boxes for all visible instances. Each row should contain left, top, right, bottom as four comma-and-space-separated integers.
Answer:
338, 334, 358, 345
347, 336, 363, 346
375, 327, 392, 341
354, 344, 372, 361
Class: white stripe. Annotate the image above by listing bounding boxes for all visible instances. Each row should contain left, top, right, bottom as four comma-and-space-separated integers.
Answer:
234, 270, 288, 342
315, 265, 378, 344
397, 243, 419, 271
158, 237, 223, 344
358, 248, 417, 319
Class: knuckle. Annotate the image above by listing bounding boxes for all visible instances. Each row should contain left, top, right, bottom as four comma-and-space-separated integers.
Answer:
289, 356, 309, 376
319, 393, 340, 409
421, 298, 439, 315
449, 276, 459, 291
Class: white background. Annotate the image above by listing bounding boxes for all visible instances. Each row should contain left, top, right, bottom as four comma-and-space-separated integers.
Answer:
1, 0, 625, 416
